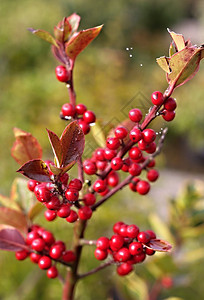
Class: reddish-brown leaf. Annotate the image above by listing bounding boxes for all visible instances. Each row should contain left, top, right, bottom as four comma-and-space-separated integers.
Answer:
67, 13, 81, 33
60, 121, 85, 167
28, 28, 58, 48
0, 207, 28, 233
17, 159, 51, 182
47, 129, 62, 168
65, 25, 103, 60
0, 225, 27, 252
146, 239, 172, 252
11, 128, 42, 165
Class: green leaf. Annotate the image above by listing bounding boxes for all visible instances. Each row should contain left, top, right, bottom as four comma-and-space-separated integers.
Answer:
91, 121, 106, 148
17, 159, 51, 182
28, 202, 44, 221
65, 25, 103, 60
156, 56, 171, 73
0, 208, 27, 233
28, 28, 59, 48
167, 29, 185, 51
11, 128, 43, 165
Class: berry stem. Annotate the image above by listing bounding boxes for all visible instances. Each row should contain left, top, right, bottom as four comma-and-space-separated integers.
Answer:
78, 259, 114, 280
79, 239, 97, 246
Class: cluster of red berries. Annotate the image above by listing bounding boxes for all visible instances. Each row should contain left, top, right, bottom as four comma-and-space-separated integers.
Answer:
151, 91, 177, 122
15, 224, 76, 279
27, 167, 94, 223
94, 221, 156, 276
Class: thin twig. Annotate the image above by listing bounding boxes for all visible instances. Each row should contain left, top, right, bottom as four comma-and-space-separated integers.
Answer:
78, 259, 114, 280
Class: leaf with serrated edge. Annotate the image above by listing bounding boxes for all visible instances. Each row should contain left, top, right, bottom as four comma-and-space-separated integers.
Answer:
65, 25, 103, 60
0, 207, 27, 233
145, 239, 172, 252
17, 159, 51, 182
60, 121, 85, 167
28, 28, 59, 48
0, 225, 27, 251
11, 128, 42, 165
47, 129, 62, 168
28, 202, 44, 221
167, 29, 185, 51
156, 56, 171, 73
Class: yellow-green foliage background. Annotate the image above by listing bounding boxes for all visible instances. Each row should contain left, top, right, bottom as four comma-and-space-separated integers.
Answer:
0, 0, 204, 299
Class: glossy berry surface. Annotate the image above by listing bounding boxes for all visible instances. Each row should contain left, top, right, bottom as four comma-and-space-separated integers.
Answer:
83, 110, 96, 124
65, 188, 79, 202
142, 129, 156, 143
78, 206, 92, 220
15, 250, 29, 261
117, 262, 133, 276
44, 210, 57, 221
83, 193, 96, 206
47, 266, 58, 279
129, 127, 142, 143
96, 237, 110, 250
93, 179, 107, 193
164, 97, 177, 111
137, 231, 150, 244
136, 180, 150, 195
162, 110, 175, 121
114, 126, 128, 139
129, 108, 143, 122
151, 91, 164, 106
106, 137, 120, 150
61, 103, 76, 117
66, 210, 78, 223
94, 248, 108, 260
147, 169, 159, 182
31, 238, 45, 252
38, 256, 52, 270
111, 157, 123, 170
83, 160, 97, 175
55, 65, 70, 82
75, 103, 87, 115
129, 242, 143, 255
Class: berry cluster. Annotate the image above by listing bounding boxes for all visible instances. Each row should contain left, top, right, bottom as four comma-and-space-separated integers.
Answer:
94, 221, 156, 276
15, 224, 76, 279
151, 91, 177, 122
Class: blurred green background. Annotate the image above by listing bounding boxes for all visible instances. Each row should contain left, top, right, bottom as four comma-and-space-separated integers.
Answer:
0, 0, 204, 299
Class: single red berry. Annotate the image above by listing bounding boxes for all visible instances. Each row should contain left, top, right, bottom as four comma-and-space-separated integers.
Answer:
55, 65, 70, 82
116, 248, 131, 262
61, 103, 76, 117
137, 231, 150, 244
30, 252, 42, 264
65, 188, 79, 202
27, 179, 38, 192
107, 171, 119, 187
66, 210, 78, 223
34, 184, 51, 202
104, 148, 117, 160
110, 235, 124, 251
151, 91, 164, 106
113, 221, 124, 234
26, 231, 40, 245
138, 139, 149, 151
147, 159, 156, 168
111, 157, 123, 170
93, 179, 107, 193
83, 110, 96, 124
78, 206, 92, 220
53, 241, 66, 252
83, 160, 97, 175
142, 128, 156, 143
162, 110, 175, 121
44, 209, 57, 221
164, 97, 177, 111
129, 108, 143, 122
145, 142, 156, 154
75, 103, 87, 115
46, 196, 61, 210
133, 252, 146, 263
62, 250, 76, 262
94, 248, 108, 260
96, 160, 107, 171
31, 238, 45, 252
121, 158, 131, 172
114, 126, 128, 139
129, 177, 140, 192
129, 127, 143, 143
57, 205, 71, 218
129, 163, 142, 176
146, 230, 156, 239
96, 237, 110, 250
126, 225, 140, 238
129, 147, 142, 160
95, 148, 106, 161
106, 137, 120, 150
145, 247, 155, 255
136, 180, 150, 195
78, 119, 90, 134
147, 169, 159, 182
59, 173, 69, 185
49, 245, 63, 259
129, 242, 143, 255
15, 249, 29, 261
118, 224, 128, 237
38, 256, 52, 270
117, 262, 133, 276
47, 266, 58, 279
83, 193, 96, 206
42, 231, 55, 246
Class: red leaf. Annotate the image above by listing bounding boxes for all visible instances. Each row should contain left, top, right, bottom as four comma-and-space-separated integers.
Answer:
0, 225, 26, 252
17, 159, 51, 182
60, 121, 85, 167
146, 239, 172, 252
11, 128, 42, 165
65, 25, 103, 60
0, 207, 28, 233
67, 13, 81, 33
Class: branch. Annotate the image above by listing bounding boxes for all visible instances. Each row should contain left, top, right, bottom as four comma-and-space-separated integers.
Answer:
78, 259, 114, 280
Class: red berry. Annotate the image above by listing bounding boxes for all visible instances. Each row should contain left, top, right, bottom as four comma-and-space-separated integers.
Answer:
96, 160, 107, 171
26, 231, 40, 245
126, 225, 140, 238
49, 245, 63, 259
129, 147, 142, 160
61, 103, 76, 117
147, 169, 159, 182
54, 241, 66, 252
129, 127, 143, 143
65, 188, 79, 202
30, 252, 41, 263
66, 210, 78, 223
121, 158, 131, 172
117, 262, 133, 276
114, 126, 128, 139
46, 196, 61, 210
111, 157, 123, 170
113, 221, 124, 234
129, 242, 143, 255
78, 206, 92, 220
59, 173, 69, 185
162, 110, 175, 121
116, 248, 131, 262
129, 108, 143, 122
104, 148, 117, 160
95, 148, 105, 161
57, 205, 71, 218
42, 231, 55, 246
146, 230, 156, 239
133, 252, 146, 263
129, 177, 140, 192
110, 235, 124, 251
164, 97, 177, 111
145, 247, 155, 255
47, 266, 58, 279
137, 231, 150, 244
83, 193, 96, 206
44, 209, 57, 221
147, 159, 156, 168
93, 179, 107, 193
145, 142, 156, 154
94, 248, 108, 260
96, 237, 110, 250
55, 65, 70, 82
107, 172, 119, 187
31, 238, 45, 252
62, 250, 76, 262
83, 110, 96, 124
75, 103, 87, 115
15, 249, 29, 260
118, 224, 128, 237
83, 160, 97, 175
38, 256, 52, 270
34, 184, 51, 202
27, 179, 38, 192
78, 119, 90, 134
151, 91, 164, 106
136, 180, 150, 195
138, 139, 149, 151
68, 178, 82, 191
106, 137, 120, 150
129, 163, 142, 176
142, 129, 156, 143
